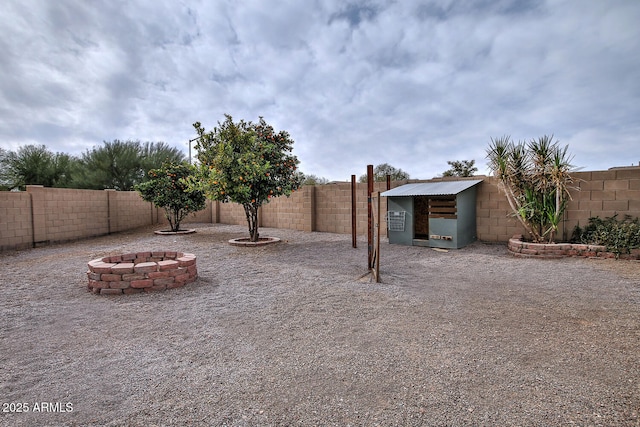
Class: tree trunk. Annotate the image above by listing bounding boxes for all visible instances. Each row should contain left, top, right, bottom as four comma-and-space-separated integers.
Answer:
244, 204, 260, 242
172, 209, 181, 232
165, 208, 183, 232
165, 209, 176, 232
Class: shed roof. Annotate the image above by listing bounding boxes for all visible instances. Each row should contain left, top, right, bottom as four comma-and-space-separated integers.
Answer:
380, 179, 483, 197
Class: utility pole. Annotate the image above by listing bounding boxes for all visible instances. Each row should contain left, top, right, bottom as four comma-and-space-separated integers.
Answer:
188, 135, 204, 164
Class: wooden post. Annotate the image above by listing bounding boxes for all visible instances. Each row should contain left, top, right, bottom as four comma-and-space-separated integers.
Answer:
367, 164, 373, 268
385, 174, 391, 235
375, 191, 381, 282
351, 174, 357, 248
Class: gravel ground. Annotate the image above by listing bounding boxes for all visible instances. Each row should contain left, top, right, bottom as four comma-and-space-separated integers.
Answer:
1, 223, 639, 427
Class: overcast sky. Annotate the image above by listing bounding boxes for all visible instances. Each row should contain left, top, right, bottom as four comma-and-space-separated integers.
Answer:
1, 0, 638, 181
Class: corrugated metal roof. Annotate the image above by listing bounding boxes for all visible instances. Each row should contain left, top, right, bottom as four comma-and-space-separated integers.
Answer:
380, 179, 483, 197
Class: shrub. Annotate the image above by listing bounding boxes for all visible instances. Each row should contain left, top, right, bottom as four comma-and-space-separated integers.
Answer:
572, 214, 640, 257
136, 162, 206, 232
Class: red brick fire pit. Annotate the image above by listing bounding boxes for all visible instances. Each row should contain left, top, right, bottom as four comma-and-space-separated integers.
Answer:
87, 251, 197, 295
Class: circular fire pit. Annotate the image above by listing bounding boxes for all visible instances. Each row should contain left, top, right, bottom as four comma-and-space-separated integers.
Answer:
87, 251, 197, 295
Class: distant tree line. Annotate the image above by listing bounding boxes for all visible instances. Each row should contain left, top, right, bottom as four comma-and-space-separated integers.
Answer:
442, 160, 477, 177
1, 139, 478, 191
358, 163, 410, 183
0, 140, 184, 191
300, 173, 329, 185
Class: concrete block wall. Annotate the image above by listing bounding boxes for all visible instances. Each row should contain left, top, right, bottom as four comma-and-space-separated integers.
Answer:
259, 198, 278, 229
109, 190, 155, 233
313, 181, 388, 236
475, 177, 528, 242
314, 182, 352, 234
0, 186, 163, 251
184, 200, 214, 224
563, 169, 640, 240
218, 201, 247, 226
474, 168, 640, 242
28, 186, 110, 246
0, 191, 33, 251
155, 199, 215, 227
261, 187, 314, 232
1, 167, 638, 252
220, 168, 639, 242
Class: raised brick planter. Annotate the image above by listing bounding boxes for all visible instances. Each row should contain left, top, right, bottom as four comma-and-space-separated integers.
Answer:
508, 235, 640, 260
87, 251, 197, 295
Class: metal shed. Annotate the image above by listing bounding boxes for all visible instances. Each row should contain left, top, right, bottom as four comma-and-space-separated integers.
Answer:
381, 179, 483, 249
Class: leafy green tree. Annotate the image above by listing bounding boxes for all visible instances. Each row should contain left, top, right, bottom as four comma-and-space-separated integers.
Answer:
301, 173, 329, 185
0, 144, 78, 190
358, 163, 410, 183
140, 141, 184, 173
73, 140, 184, 190
135, 162, 206, 232
191, 115, 302, 242
74, 140, 142, 190
49, 152, 78, 188
486, 135, 575, 243
442, 160, 478, 177
0, 148, 8, 190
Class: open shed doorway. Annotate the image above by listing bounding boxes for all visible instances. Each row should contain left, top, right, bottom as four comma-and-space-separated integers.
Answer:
414, 196, 429, 240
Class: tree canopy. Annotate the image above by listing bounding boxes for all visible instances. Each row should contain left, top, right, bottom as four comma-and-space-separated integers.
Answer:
135, 162, 206, 232
0, 141, 185, 191
442, 160, 478, 177
74, 140, 184, 190
191, 115, 302, 241
300, 173, 329, 185
0, 144, 76, 190
358, 163, 410, 183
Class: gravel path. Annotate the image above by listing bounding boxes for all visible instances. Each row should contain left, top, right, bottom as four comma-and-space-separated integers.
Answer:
1, 223, 639, 426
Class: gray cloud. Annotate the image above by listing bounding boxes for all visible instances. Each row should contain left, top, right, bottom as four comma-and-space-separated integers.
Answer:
0, 0, 638, 180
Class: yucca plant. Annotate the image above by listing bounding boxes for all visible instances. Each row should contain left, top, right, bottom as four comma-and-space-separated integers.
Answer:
486, 136, 538, 240
486, 135, 576, 243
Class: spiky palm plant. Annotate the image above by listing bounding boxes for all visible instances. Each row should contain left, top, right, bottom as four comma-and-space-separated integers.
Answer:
486, 135, 576, 243
487, 136, 539, 240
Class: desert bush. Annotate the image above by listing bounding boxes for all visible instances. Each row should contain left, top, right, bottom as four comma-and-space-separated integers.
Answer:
572, 214, 640, 257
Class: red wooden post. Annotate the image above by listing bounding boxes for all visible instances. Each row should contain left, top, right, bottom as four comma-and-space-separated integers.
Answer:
375, 191, 381, 282
367, 164, 373, 268
386, 174, 391, 234
351, 174, 357, 248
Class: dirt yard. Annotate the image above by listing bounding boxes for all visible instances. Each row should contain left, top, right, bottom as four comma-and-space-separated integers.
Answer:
1, 224, 639, 426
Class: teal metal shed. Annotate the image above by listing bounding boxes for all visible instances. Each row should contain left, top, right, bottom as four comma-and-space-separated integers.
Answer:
381, 179, 483, 249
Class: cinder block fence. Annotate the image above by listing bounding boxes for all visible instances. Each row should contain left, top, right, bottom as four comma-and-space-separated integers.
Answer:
1, 168, 638, 252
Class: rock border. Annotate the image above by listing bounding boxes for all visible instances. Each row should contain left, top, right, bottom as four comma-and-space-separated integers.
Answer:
153, 229, 196, 235
508, 235, 640, 260
228, 237, 281, 247
87, 251, 197, 295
